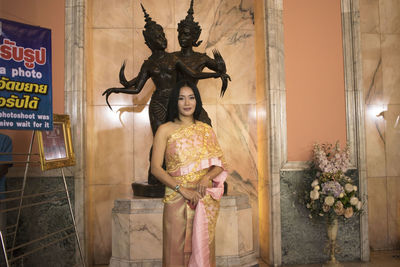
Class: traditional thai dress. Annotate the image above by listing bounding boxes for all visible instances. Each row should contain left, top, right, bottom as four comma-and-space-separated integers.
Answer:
163, 122, 227, 267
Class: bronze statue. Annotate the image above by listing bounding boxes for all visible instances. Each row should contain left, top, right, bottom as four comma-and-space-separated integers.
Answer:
103, 4, 229, 134
173, 0, 229, 97
102, 3, 230, 196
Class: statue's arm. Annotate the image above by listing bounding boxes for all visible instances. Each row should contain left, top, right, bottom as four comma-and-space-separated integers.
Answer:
175, 60, 220, 80
102, 63, 151, 109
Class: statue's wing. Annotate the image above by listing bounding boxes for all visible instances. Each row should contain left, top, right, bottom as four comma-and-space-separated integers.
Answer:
212, 49, 226, 74
212, 49, 229, 97
220, 78, 228, 97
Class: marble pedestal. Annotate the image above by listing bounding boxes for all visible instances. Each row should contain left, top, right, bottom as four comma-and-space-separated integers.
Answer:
110, 194, 257, 267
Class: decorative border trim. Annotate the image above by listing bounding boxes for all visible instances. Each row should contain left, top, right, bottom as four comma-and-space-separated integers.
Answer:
65, 0, 87, 264
281, 161, 310, 171
265, 0, 285, 265
340, 0, 369, 261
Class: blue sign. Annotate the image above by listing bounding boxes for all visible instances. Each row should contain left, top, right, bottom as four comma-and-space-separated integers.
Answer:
0, 18, 52, 130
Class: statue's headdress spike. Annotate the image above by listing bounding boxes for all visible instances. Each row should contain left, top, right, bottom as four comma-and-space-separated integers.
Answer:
186, 0, 194, 21
141, 3, 152, 24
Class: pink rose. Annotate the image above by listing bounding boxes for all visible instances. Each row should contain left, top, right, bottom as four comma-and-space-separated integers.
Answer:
334, 201, 344, 215
344, 207, 354, 218
323, 204, 330, 212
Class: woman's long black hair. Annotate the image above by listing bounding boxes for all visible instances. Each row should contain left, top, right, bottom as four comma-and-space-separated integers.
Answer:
167, 80, 203, 122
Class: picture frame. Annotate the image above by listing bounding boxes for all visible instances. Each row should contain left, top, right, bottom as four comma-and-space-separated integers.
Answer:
37, 114, 75, 171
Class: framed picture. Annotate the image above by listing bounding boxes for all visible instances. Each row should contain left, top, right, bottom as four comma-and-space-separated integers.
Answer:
38, 114, 75, 171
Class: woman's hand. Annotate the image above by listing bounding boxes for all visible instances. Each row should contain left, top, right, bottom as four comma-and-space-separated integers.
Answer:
197, 176, 211, 197
179, 187, 202, 206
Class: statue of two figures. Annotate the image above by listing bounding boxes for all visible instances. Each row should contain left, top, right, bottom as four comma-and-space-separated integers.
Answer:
103, 0, 230, 197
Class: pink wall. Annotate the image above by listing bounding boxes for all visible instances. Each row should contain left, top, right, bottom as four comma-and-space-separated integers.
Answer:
0, 0, 65, 158
283, 0, 347, 161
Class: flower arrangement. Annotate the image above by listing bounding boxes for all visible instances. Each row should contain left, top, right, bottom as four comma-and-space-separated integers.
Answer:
306, 142, 362, 220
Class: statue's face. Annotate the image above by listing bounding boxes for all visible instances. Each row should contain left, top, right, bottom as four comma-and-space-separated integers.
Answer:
147, 26, 167, 50
178, 26, 194, 48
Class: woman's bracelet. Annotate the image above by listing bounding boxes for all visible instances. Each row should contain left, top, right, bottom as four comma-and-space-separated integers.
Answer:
174, 184, 181, 192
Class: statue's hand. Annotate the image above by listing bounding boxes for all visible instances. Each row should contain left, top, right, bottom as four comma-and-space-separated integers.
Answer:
102, 87, 121, 110
220, 73, 231, 81
102, 87, 121, 97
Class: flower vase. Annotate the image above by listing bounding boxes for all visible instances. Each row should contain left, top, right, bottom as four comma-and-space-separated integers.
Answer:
322, 218, 343, 267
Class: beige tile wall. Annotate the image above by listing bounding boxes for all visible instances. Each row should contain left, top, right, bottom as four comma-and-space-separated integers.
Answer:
360, 0, 400, 251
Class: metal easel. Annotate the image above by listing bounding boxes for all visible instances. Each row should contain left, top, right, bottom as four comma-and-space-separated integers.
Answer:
0, 131, 85, 266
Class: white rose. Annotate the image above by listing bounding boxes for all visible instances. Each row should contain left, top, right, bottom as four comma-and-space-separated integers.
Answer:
310, 190, 320, 200
339, 193, 344, 198
356, 201, 362, 210
314, 185, 320, 191
350, 197, 359, 206
306, 203, 311, 209
324, 196, 335, 206
353, 185, 358, 192
345, 183, 354, 193
311, 179, 319, 187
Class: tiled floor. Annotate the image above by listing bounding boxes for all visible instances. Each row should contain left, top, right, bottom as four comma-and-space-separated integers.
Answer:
258, 250, 400, 267
95, 250, 400, 267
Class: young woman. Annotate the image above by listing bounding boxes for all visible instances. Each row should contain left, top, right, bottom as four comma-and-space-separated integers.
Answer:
151, 80, 227, 267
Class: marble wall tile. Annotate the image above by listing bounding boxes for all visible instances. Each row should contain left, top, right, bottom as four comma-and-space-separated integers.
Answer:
257, 100, 268, 142
112, 213, 130, 259
361, 33, 383, 105
88, 105, 134, 185
132, 29, 152, 73
254, 0, 267, 104
217, 104, 257, 186
174, 0, 216, 31
196, 78, 219, 105
133, 0, 175, 29
365, 105, 386, 177
216, 103, 259, 253
91, 29, 135, 106
202, 104, 218, 130
381, 34, 400, 104
214, 30, 256, 104
368, 177, 389, 250
237, 207, 254, 254
132, 105, 153, 183
211, 0, 254, 34
385, 104, 400, 176
90, 184, 133, 264
215, 205, 239, 255
379, 0, 400, 34
258, 165, 270, 262
257, 137, 269, 184
129, 213, 163, 259
359, 0, 380, 33
387, 177, 400, 248
92, 0, 134, 28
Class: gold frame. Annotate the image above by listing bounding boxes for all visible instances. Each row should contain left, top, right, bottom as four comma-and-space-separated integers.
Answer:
37, 114, 75, 171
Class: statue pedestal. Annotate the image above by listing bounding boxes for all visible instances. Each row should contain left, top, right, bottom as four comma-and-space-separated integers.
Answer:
109, 194, 257, 267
